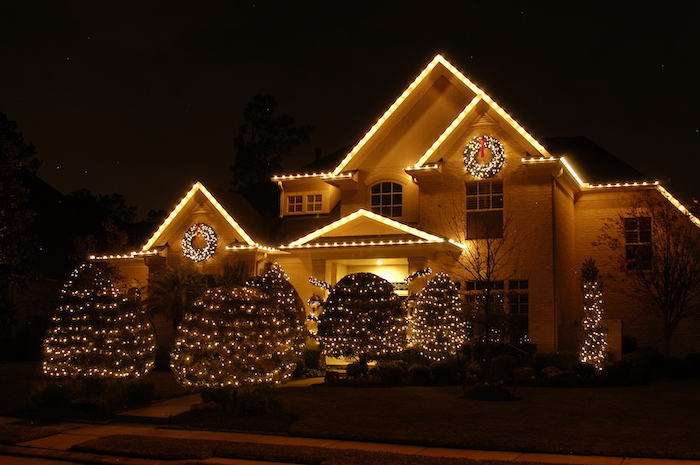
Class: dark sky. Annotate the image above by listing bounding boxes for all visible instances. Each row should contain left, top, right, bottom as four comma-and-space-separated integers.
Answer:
2, 1, 699, 218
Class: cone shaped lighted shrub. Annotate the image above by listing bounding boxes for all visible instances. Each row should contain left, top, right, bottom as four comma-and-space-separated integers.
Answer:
43, 263, 156, 379
249, 263, 307, 353
171, 283, 304, 388
317, 272, 406, 360
409, 273, 468, 361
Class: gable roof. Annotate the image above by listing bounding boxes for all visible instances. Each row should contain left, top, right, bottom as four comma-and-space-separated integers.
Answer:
281, 209, 447, 249
329, 54, 550, 176
142, 182, 261, 251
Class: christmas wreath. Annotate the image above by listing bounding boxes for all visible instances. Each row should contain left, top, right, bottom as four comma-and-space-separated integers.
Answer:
463, 135, 505, 178
182, 223, 217, 262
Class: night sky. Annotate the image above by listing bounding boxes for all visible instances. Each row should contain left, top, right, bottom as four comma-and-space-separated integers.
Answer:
2, 1, 699, 218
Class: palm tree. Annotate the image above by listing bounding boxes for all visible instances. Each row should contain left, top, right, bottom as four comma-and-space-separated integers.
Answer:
146, 264, 206, 329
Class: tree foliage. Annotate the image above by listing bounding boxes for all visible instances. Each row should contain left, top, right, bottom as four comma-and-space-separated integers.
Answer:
146, 264, 207, 329
0, 111, 40, 342
43, 263, 156, 379
316, 272, 406, 363
598, 190, 700, 357
230, 95, 313, 190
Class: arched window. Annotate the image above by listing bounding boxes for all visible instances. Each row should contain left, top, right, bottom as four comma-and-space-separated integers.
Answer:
370, 182, 402, 218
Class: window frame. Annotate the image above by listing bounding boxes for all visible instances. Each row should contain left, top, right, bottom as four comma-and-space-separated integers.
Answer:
624, 216, 652, 271
465, 180, 504, 239
370, 182, 403, 218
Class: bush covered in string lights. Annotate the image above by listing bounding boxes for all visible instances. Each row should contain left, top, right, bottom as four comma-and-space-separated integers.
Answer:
579, 258, 608, 371
409, 273, 468, 361
171, 265, 306, 395
42, 263, 156, 379
315, 272, 406, 364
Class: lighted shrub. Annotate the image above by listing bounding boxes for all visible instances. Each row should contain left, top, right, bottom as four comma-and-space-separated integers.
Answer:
316, 273, 406, 362
43, 263, 156, 380
171, 284, 305, 390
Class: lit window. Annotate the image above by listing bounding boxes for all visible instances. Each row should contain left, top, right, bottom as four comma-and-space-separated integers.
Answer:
370, 182, 402, 218
624, 217, 652, 270
287, 195, 303, 213
466, 181, 503, 239
307, 194, 322, 212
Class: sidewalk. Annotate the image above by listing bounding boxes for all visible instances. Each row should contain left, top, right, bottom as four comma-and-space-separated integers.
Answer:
1, 379, 698, 465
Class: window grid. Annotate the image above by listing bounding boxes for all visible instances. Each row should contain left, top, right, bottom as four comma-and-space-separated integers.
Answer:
466, 181, 503, 211
307, 194, 323, 212
370, 182, 403, 218
287, 195, 303, 213
624, 217, 652, 270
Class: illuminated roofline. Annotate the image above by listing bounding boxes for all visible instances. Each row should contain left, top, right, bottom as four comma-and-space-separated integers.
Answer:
271, 171, 354, 182
90, 250, 159, 261
657, 185, 700, 228
142, 182, 258, 251
329, 54, 550, 174
520, 157, 699, 229
287, 209, 445, 247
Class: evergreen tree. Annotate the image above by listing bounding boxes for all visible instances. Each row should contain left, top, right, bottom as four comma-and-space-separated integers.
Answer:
316, 273, 406, 364
230, 95, 313, 190
43, 263, 156, 379
0, 112, 39, 348
579, 258, 608, 370
409, 273, 468, 361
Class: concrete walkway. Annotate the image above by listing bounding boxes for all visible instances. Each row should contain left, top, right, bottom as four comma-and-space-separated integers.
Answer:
1, 377, 698, 465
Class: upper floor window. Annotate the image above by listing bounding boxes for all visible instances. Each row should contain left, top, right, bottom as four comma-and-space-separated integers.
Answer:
370, 182, 402, 218
287, 195, 303, 213
624, 216, 652, 270
466, 180, 503, 239
307, 194, 323, 212
287, 194, 324, 214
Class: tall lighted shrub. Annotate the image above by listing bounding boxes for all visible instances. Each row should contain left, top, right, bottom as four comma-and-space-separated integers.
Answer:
409, 273, 467, 361
43, 263, 156, 379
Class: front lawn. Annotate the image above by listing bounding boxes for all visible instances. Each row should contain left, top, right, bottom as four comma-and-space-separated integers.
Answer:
170, 379, 700, 459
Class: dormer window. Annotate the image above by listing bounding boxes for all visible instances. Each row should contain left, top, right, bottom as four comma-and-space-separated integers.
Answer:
307, 194, 323, 212
286, 193, 324, 214
287, 195, 303, 213
370, 182, 402, 218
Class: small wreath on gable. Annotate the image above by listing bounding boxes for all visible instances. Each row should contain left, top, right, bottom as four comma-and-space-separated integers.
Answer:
463, 135, 505, 178
182, 223, 217, 262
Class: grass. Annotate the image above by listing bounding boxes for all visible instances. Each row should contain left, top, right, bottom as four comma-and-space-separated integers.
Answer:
73, 434, 554, 465
169, 379, 700, 460
3, 362, 700, 462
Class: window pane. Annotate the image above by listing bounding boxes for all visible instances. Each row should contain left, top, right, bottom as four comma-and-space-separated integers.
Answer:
371, 184, 381, 193
392, 206, 402, 217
